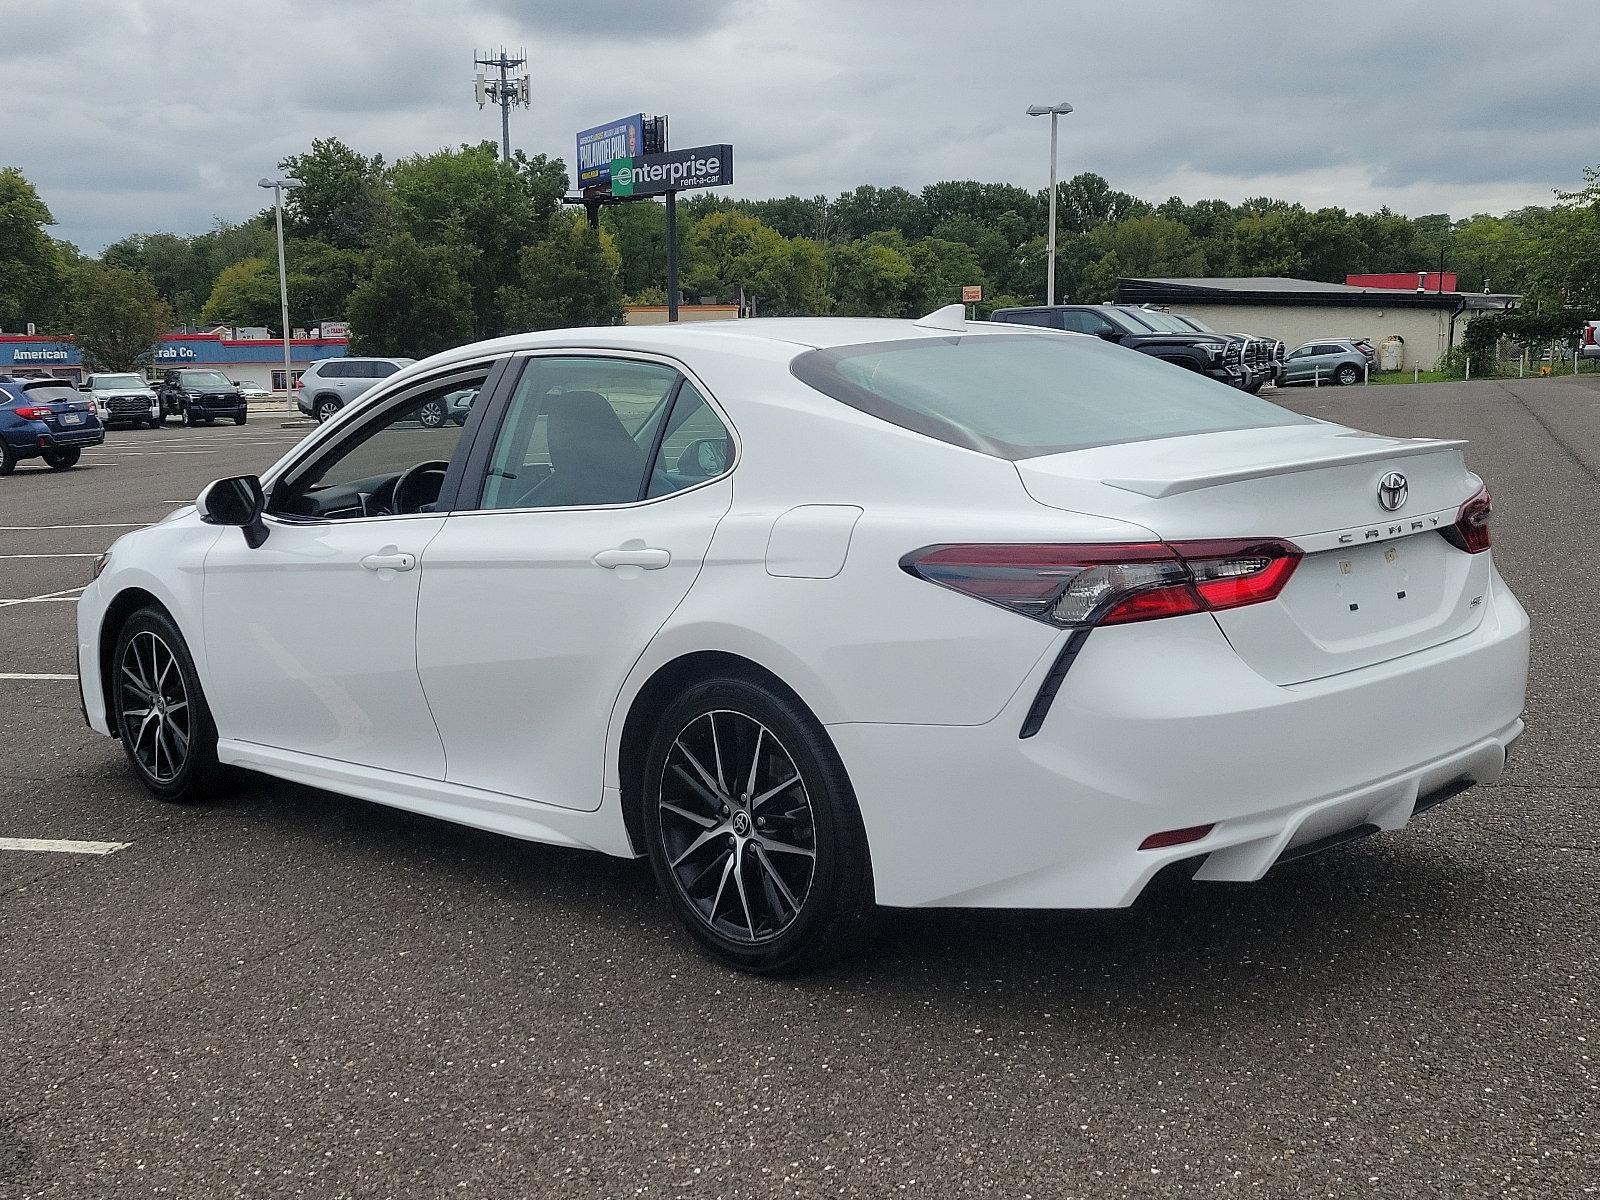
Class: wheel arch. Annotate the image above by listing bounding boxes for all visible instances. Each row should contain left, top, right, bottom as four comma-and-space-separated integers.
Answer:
614, 650, 833, 857
97, 586, 172, 734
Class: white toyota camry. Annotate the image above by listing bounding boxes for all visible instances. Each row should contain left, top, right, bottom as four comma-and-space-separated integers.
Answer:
77, 309, 1530, 972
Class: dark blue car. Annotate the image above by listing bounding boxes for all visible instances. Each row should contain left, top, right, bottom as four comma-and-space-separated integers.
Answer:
1, 376, 105, 475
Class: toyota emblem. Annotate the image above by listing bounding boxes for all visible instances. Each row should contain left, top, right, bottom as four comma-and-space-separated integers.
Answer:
1377, 471, 1409, 511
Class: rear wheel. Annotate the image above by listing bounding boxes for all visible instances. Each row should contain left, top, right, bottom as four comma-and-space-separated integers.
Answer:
0, 444, 15, 475
1337, 363, 1361, 386
42, 448, 80, 470
111, 608, 221, 803
315, 397, 340, 423
642, 677, 877, 973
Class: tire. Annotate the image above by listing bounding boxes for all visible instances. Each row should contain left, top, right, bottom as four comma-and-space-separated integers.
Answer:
153, 414, 166, 428
1246, 380, 1266, 394
416, 399, 446, 429
233, 414, 247, 426
42, 447, 80, 470
1336, 364, 1360, 386
642, 677, 877, 973
182, 407, 196, 427
315, 397, 340, 423
0, 444, 15, 475
110, 607, 221, 803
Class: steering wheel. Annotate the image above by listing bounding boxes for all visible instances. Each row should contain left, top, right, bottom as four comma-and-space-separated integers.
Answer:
392, 460, 450, 514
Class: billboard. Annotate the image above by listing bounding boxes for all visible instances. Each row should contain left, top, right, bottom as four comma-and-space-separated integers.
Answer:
609, 145, 734, 198
576, 114, 644, 189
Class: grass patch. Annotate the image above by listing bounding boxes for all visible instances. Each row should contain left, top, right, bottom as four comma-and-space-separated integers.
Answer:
1369, 371, 1453, 385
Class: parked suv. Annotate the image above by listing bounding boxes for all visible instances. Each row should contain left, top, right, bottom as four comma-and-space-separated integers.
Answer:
1145, 309, 1287, 391
296, 357, 415, 422
1282, 341, 1368, 386
157, 369, 248, 426
1, 376, 104, 474
83, 372, 162, 428
988, 304, 1246, 387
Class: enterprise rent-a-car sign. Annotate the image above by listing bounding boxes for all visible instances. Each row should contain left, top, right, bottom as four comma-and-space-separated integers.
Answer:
610, 145, 734, 197
576, 114, 644, 189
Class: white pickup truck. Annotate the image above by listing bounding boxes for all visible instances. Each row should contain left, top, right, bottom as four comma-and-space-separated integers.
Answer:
82, 373, 163, 428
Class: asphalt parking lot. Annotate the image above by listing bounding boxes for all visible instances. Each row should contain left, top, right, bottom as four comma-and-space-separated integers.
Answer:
1, 380, 1595, 1199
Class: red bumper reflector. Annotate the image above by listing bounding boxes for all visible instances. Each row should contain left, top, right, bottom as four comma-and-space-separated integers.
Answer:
1138, 823, 1215, 851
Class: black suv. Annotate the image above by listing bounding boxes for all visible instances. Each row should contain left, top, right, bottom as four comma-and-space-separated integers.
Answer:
157, 369, 248, 426
989, 304, 1248, 388
1123, 307, 1286, 392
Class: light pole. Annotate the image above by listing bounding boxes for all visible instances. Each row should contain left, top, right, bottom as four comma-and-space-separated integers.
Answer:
1026, 102, 1073, 306
259, 177, 304, 396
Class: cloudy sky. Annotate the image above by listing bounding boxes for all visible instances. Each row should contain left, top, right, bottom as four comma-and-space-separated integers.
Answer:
6, 0, 1594, 252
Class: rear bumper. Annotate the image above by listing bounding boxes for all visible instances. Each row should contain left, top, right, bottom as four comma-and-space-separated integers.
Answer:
830, 569, 1530, 909
3, 424, 105, 454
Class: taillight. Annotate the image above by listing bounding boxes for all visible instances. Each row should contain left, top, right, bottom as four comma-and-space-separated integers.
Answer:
295, 378, 305, 388
901, 539, 1302, 628
14, 405, 51, 419
1441, 487, 1491, 554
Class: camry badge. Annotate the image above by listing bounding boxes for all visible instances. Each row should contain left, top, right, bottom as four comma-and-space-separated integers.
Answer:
1377, 471, 1409, 512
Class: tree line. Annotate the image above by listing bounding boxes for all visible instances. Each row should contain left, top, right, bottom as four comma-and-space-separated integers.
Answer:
2, 142, 1596, 368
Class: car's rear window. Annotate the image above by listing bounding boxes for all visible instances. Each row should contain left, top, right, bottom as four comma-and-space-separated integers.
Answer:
790, 334, 1310, 460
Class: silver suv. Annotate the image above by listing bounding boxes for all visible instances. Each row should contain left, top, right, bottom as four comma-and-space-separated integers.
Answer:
296, 357, 415, 422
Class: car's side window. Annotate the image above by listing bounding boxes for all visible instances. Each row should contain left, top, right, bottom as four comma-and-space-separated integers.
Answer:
271, 371, 488, 520
477, 357, 680, 511
646, 383, 733, 498
1006, 311, 1059, 330
372, 362, 400, 378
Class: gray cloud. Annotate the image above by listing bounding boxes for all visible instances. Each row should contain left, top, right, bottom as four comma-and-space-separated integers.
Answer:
2, 0, 1592, 252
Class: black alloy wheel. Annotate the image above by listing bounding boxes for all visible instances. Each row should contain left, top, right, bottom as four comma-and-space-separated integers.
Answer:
642, 677, 877, 973
112, 608, 220, 802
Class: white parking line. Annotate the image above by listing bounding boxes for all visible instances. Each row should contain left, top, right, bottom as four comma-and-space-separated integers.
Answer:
0, 838, 130, 855
0, 672, 77, 680
0, 586, 84, 607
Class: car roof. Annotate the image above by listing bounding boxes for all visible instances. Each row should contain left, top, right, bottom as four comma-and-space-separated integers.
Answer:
408, 317, 1051, 377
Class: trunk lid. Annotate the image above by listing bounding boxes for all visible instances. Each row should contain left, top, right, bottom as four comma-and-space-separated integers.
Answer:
1015, 423, 1492, 684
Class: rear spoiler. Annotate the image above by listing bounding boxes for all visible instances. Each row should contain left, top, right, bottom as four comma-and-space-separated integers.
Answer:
1103, 437, 1467, 499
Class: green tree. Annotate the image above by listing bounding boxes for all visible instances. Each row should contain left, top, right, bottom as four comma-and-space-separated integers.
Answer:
828, 237, 913, 316
902, 237, 984, 315
390, 143, 568, 337
0, 167, 71, 330
497, 214, 625, 331
347, 233, 474, 358
277, 137, 395, 251
201, 257, 282, 330
68, 262, 172, 371
1090, 214, 1205, 280
601, 200, 667, 296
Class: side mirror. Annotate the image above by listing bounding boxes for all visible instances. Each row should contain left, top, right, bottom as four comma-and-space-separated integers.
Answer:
79, 384, 91, 391
197, 474, 268, 548
1095, 329, 1120, 341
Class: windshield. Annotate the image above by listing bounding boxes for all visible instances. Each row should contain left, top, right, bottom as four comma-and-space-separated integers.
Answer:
181, 371, 234, 389
1123, 308, 1196, 334
95, 374, 147, 389
791, 334, 1311, 460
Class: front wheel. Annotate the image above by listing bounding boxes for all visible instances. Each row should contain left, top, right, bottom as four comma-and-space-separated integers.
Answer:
42, 448, 81, 470
233, 413, 247, 426
416, 399, 447, 428
111, 608, 221, 802
642, 677, 877, 973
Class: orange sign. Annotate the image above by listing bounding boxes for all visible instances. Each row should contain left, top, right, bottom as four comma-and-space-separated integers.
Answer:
961, 285, 983, 303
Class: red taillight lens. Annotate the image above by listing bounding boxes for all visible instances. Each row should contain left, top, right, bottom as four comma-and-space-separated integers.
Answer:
901, 539, 1301, 629
294, 378, 305, 388
1441, 487, 1491, 554
14, 405, 50, 420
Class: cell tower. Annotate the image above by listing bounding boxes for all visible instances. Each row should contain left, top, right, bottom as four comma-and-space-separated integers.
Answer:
473, 48, 530, 163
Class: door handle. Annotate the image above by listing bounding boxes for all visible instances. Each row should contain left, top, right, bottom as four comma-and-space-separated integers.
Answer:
360, 551, 416, 572
593, 546, 670, 570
